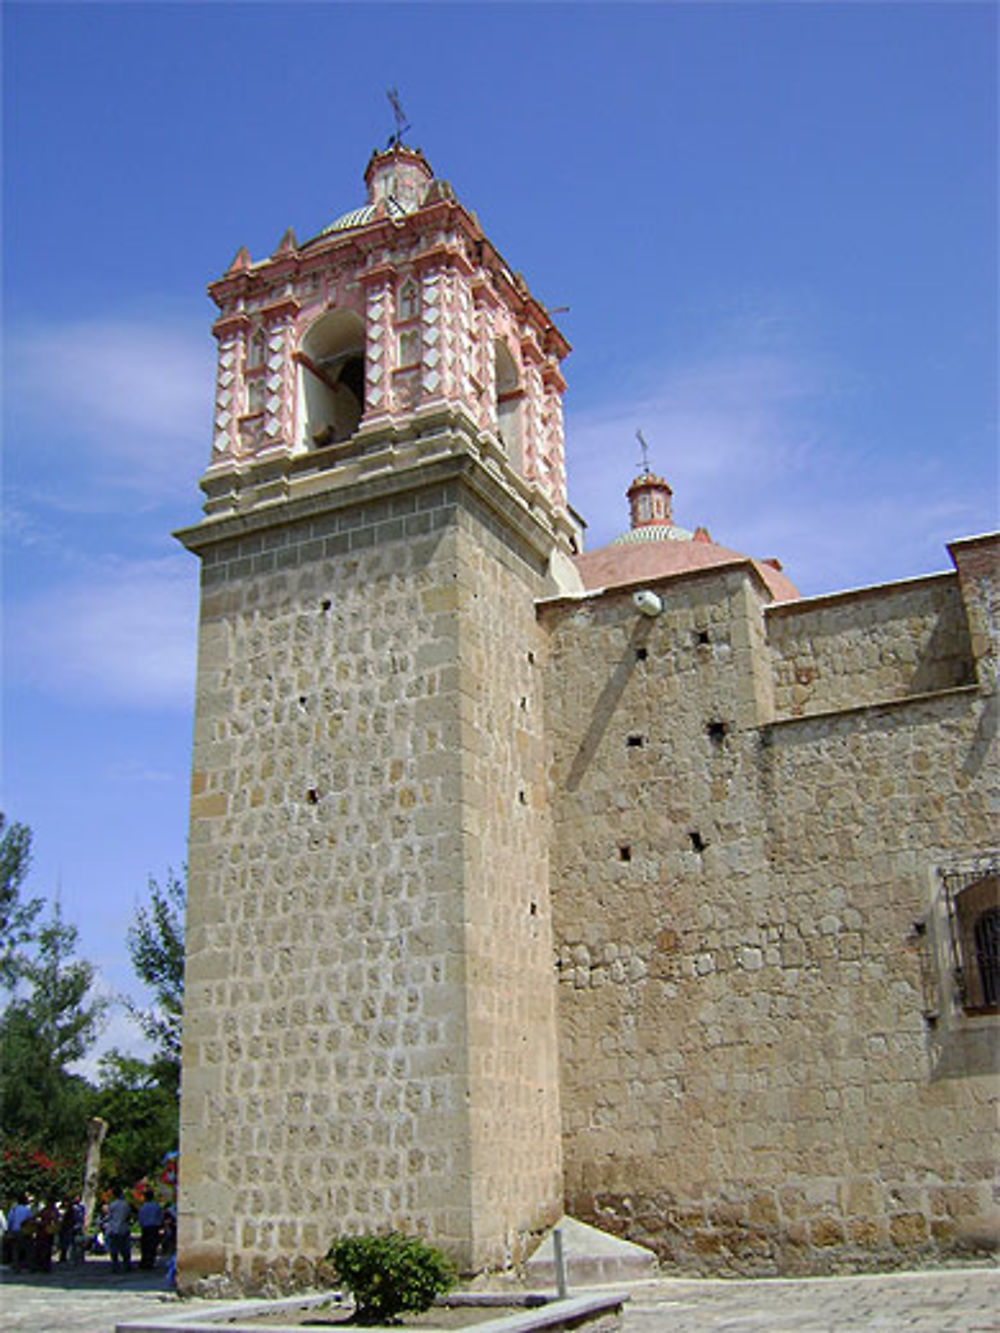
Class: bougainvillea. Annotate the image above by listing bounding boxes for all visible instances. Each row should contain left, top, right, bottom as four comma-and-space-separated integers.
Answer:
0, 1142, 83, 1204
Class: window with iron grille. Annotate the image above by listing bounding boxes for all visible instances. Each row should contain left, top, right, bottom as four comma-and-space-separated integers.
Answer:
940, 861, 1000, 1013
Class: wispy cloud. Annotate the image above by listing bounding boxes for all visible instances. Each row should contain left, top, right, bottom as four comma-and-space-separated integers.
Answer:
7, 318, 214, 505
9, 553, 198, 710
566, 331, 993, 596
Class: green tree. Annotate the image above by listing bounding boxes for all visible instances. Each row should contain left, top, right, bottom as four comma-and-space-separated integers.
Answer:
0, 814, 43, 985
0, 905, 105, 1153
94, 1051, 179, 1185
125, 870, 185, 1079
95, 870, 186, 1183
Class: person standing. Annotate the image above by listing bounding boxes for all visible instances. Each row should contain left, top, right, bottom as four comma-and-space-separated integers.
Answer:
33, 1199, 59, 1272
105, 1186, 133, 1274
7, 1193, 34, 1272
136, 1189, 164, 1269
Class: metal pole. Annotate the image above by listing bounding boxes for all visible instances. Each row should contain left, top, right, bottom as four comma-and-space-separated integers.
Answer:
553, 1226, 568, 1300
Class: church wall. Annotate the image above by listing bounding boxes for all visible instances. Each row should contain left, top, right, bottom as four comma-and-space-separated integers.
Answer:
178, 464, 565, 1290
543, 565, 998, 1274
451, 502, 564, 1266
179, 482, 476, 1289
767, 574, 975, 720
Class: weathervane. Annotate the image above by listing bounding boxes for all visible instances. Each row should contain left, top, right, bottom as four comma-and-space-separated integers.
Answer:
636, 428, 652, 475
386, 87, 411, 149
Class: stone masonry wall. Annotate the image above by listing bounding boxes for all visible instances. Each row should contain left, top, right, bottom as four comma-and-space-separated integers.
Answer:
543, 567, 998, 1275
767, 575, 975, 720
179, 470, 562, 1290
453, 502, 564, 1265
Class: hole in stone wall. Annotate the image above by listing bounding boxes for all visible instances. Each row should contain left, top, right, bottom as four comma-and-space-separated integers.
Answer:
520, 697, 528, 711
619, 844, 632, 862
689, 831, 706, 853
707, 720, 728, 745
527, 651, 535, 665
299, 696, 308, 709
306, 788, 320, 805
321, 599, 332, 612
530, 902, 538, 916
626, 735, 645, 748
635, 647, 648, 661
695, 629, 711, 646
518, 789, 527, 805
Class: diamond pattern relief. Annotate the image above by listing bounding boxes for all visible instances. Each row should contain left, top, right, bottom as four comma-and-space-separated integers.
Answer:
423, 348, 440, 368
217, 409, 231, 428
424, 327, 439, 345
424, 370, 440, 392
267, 374, 282, 392
369, 342, 383, 362
220, 349, 236, 369
268, 332, 283, 352
369, 364, 384, 384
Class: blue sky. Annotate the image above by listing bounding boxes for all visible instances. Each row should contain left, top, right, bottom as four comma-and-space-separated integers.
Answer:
3, 1, 997, 1064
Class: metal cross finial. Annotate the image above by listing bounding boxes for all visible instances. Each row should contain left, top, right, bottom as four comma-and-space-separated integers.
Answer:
636, 429, 651, 475
386, 88, 411, 149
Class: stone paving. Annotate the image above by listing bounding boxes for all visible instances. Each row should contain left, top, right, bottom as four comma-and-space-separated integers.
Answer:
1, 1261, 998, 1333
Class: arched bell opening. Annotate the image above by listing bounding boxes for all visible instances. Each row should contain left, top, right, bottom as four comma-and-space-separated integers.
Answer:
298, 309, 366, 447
495, 339, 524, 473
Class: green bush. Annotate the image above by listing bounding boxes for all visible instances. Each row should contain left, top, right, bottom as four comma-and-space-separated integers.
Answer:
326, 1231, 456, 1324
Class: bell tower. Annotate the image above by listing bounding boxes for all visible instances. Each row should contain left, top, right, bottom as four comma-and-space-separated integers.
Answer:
200, 143, 573, 527
175, 147, 579, 1292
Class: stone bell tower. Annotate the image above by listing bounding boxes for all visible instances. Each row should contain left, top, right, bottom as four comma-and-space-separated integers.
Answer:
175, 144, 579, 1291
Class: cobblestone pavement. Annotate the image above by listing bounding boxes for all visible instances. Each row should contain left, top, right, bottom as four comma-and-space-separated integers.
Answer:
1, 1261, 998, 1333
624, 1268, 1000, 1331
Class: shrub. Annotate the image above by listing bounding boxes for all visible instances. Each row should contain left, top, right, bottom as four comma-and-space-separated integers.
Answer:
326, 1231, 456, 1324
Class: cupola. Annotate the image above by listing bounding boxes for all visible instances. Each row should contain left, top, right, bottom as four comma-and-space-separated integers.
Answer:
364, 144, 434, 208
627, 471, 674, 529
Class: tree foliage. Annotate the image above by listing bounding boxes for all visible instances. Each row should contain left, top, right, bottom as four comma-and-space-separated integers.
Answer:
0, 814, 43, 985
0, 904, 106, 1154
0, 1142, 85, 1204
94, 1051, 179, 1185
95, 869, 187, 1179
125, 869, 185, 1074
327, 1233, 456, 1324
0, 821, 185, 1198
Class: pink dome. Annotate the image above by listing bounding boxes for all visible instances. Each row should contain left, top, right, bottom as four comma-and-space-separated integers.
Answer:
573, 472, 799, 603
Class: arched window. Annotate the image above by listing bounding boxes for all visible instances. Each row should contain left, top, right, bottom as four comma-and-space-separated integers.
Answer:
397, 279, 419, 323
398, 328, 420, 367
246, 379, 266, 416
495, 340, 523, 471
298, 309, 366, 447
247, 328, 267, 370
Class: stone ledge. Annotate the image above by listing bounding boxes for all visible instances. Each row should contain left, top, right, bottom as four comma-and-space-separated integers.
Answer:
115, 1290, 628, 1333
765, 682, 982, 730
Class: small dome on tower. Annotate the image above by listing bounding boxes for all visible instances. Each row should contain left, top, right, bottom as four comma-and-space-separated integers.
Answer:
315, 146, 437, 238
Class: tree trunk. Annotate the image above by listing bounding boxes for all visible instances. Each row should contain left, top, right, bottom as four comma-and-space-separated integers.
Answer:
82, 1116, 108, 1229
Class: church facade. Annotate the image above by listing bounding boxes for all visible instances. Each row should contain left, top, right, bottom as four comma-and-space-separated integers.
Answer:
175, 146, 998, 1292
